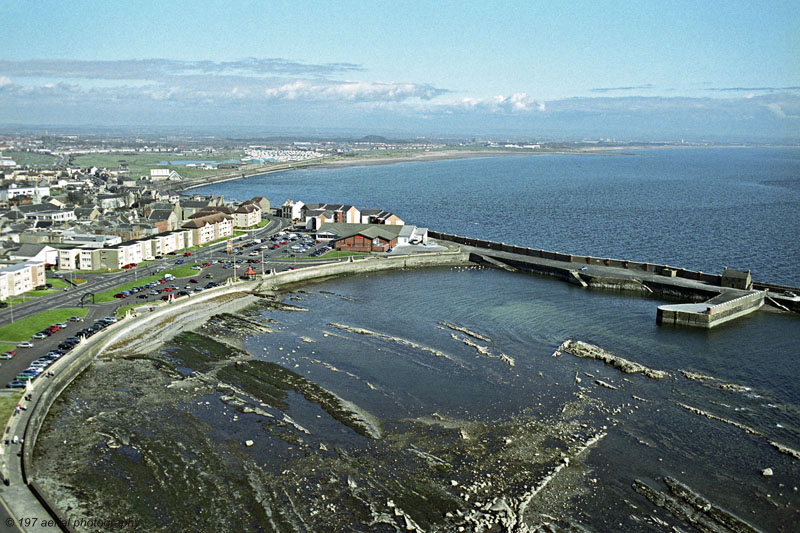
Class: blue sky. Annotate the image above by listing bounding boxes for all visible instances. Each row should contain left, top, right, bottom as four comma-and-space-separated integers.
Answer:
1, 1, 798, 140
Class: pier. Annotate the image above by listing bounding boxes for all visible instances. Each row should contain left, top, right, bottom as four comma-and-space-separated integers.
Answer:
429, 231, 797, 328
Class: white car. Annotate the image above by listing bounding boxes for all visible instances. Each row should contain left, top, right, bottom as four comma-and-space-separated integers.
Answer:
32, 332, 48, 339
17, 342, 33, 348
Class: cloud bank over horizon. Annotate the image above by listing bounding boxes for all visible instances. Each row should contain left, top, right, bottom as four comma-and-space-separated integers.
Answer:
1, 57, 798, 141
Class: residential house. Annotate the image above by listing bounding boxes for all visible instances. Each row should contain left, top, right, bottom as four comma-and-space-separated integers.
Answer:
0, 260, 46, 299
234, 202, 261, 228
181, 212, 233, 245
147, 208, 179, 233
397, 226, 429, 246
281, 200, 304, 221
360, 209, 404, 225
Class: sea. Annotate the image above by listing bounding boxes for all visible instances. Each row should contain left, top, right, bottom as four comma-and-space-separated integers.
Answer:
37, 148, 800, 531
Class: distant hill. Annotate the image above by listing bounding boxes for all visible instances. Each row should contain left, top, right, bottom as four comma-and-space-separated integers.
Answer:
359, 135, 390, 143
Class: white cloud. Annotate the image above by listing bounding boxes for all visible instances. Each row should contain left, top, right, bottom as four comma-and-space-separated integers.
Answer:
263, 80, 446, 102
0, 76, 12, 87
441, 92, 544, 114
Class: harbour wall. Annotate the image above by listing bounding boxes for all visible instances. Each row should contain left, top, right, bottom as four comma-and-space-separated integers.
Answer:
431, 231, 724, 285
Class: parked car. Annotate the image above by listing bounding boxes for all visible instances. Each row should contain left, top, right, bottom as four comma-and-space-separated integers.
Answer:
6, 380, 26, 388
190, 279, 198, 283
17, 341, 33, 348
32, 332, 48, 339
69, 316, 84, 322
0, 352, 14, 359
184, 252, 191, 257
114, 293, 127, 298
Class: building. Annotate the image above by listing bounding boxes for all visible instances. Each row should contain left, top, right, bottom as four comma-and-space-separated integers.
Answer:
360, 209, 404, 225
146, 208, 179, 233
8, 243, 59, 266
721, 267, 752, 290
281, 200, 304, 221
321, 223, 404, 253
149, 169, 181, 181
181, 212, 233, 245
397, 225, 429, 246
234, 202, 261, 228
0, 183, 50, 202
0, 261, 46, 299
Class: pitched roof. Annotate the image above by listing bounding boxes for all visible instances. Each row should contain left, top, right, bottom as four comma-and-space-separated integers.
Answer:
320, 223, 403, 241
235, 203, 260, 213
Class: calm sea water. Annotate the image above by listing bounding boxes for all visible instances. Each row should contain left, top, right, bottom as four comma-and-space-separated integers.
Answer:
191, 148, 800, 528
194, 147, 800, 285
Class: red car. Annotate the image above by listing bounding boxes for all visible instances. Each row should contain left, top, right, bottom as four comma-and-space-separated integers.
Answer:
189, 279, 198, 283
271, 244, 280, 249
161, 295, 170, 301
162, 287, 173, 292
202, 262, 211, 267
183, 252, 191, 257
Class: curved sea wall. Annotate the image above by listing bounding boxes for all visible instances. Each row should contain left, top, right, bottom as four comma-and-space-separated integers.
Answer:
19, 251, 470, 530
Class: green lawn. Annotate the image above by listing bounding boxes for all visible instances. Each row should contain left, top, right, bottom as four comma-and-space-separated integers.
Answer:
0, 344, 15, 353
94, 263, 203, 302
46, 278, 70, 289
0, 391, 25, 430
0, 308, 89, 342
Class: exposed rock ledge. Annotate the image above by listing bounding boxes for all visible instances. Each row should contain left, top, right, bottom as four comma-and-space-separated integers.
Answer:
557, 339, 669, 379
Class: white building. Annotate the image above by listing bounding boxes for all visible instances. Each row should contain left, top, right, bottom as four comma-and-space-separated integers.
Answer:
0, 183, 51, 201
0, 261, 46, 299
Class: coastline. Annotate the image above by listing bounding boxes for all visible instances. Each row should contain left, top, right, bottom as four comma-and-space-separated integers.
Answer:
177, 144, 758, 193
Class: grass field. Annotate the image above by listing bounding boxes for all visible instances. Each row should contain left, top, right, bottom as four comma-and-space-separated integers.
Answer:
1, 150, 59, 166
0, 308, 89, 342
94, 263, 203, 302
0, 344, 15, 353
70, 150, 246, 178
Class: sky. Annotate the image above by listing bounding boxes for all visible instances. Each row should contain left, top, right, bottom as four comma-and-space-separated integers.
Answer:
1, 0, 798, 141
